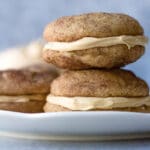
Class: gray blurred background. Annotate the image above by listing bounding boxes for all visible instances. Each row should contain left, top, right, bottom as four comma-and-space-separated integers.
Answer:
0, 0, 149, 85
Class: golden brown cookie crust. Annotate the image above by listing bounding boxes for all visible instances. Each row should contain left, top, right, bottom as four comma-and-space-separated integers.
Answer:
51, 69, 149, 97
0, 69, 58, 95
44, 13, 143, 42
43, 45, 144, 69
0, 101, 45, 113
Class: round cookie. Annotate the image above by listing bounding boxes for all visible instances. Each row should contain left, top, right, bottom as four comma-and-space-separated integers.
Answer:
0, 69, 58, 95
0, 68, 58, 113
51, 69, 149, 97
44, 13, 143, 42
43, 13, 145, 69
43, 45, 144, 69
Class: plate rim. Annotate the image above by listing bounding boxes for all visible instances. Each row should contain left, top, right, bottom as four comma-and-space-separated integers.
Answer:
0, 110, 150, 119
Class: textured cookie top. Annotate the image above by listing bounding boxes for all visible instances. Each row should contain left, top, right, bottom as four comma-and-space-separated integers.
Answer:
51, 69, 149, 97
0, 69, 58, 95
44, 12, 143, 42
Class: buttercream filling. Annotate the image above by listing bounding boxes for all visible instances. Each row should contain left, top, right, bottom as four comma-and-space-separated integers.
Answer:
47, 95, 150, 110
0, 94, 45, 103
44, 35, 148, 51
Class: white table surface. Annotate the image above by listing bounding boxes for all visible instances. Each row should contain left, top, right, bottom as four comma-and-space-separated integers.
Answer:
0, 137, 150, 150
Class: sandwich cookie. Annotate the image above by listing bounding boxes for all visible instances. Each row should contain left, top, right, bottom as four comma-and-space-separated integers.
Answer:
0, 68, 58, 113
44, 69, 150, 112
43, 13, 148, 69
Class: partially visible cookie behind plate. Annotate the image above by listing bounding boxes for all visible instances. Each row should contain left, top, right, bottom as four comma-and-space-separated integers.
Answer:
0, 68, 58, 113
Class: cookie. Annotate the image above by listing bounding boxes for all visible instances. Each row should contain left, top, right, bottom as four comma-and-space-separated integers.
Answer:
44, 69, 150, 112
43, 12, 147, 69
0, 69, 58, 113
43, 45, 144, 69
0, 69, 58, 95
44, 69, 149, 113
44, 13, 143, 42
51, 69, 149, 97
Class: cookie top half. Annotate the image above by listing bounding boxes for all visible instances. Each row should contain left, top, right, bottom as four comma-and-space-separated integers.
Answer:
44, 12, 143, 42
51, 69, 149, 97
0, 69, 58, 95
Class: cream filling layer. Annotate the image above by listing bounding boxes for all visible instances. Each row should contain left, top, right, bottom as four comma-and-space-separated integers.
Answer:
0, 94, 45, 103
44, 35, 148, 51
47, 95, 150, 110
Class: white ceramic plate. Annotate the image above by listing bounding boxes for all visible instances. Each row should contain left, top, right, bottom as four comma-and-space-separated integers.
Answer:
0, 110, 150, 140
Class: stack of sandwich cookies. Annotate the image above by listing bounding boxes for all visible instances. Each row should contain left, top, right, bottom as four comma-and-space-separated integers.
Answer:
0, 68, 58, 113
43, 12, 149, 112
